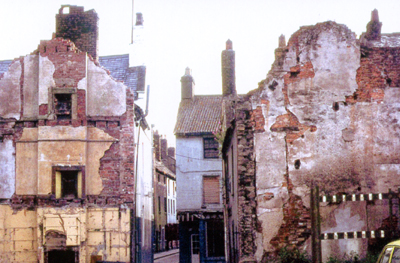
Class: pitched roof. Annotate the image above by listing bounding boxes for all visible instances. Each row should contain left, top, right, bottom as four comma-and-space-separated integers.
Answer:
99, 54, 146, 93
174, 95, 222, 136
0, 60, 13, 75
155, 160, 175, 179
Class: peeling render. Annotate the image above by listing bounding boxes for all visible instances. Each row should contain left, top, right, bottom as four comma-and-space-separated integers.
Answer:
223, 11, 400, 262
0, 6, 137, 262
0, 60, 21, 119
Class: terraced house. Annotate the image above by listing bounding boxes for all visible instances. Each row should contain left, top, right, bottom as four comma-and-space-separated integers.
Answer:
0, 5, 153, 263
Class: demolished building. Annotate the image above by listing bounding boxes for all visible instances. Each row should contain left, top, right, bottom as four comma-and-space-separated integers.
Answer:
0, 5, 152, 263
221, 9, 400, 262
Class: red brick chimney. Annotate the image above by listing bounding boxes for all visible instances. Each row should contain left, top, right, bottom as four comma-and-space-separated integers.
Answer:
365, 9, 382, 41
181, 67, 195, 100
221, 39, 236, 96
56, 5, 99, 61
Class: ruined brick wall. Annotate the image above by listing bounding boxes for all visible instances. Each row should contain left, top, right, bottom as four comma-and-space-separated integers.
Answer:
241, 16, 400, 261
222, 97, 258, 262
236, 99, 258, 261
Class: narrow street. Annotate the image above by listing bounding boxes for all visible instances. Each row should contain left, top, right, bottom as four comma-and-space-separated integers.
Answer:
154, 249, 179, 263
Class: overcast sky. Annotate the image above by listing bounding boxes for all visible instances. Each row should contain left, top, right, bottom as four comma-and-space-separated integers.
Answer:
1, 0, 400, 146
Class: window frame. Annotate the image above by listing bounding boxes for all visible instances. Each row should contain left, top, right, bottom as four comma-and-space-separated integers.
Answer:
52, 166, 85, 199
202, 175, 221, 205
51, 88, 77, 120
203, 137, 219, 159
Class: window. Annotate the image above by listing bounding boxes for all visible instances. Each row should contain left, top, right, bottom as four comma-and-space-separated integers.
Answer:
51, 88, 77, 120
164, 197, 167, 212
54, 93, 72, 120
204, 137, 219, 159
203, 176, 220, 205
158, 196, 161, 213
53, 166, 84, 199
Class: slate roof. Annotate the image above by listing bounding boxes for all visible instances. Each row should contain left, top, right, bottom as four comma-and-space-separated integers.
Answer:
0, 60, 13, 75
0, 55, 145, 93
174, 95, 222, 136
98, 54, 146, 93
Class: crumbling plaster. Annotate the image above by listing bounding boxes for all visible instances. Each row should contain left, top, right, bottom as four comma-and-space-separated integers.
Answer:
86, 60, 127, 117
0, 139, 16, 198
251, 21, 400, 258
0, 60, 21, 119
16, 126, 116, 196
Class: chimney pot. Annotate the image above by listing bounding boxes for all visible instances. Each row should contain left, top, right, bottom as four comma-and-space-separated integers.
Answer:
226, 39, 233, 50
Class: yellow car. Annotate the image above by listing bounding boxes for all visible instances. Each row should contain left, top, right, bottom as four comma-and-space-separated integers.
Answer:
377, 240, 400, 263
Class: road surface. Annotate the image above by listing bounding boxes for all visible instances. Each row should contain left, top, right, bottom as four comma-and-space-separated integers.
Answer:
154, 250, 179, 263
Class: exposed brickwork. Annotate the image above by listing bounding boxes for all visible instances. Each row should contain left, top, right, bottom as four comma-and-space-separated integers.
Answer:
347, 46, 400, 103
250, 99, 268, 133
283, 62, 315, 106
56, 5, 99, 61
270, 110, 317, 144
234, 98, 258, 261
269, 194, 311, 250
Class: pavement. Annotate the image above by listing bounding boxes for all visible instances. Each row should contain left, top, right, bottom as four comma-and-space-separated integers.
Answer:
154, 248, 179, 260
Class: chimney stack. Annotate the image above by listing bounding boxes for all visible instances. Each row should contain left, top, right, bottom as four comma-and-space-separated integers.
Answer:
56, 5, 99, 61
221, 39, 236, 96
365, 9, 382, 41
136, 13, 144, 26
279, 35, 286, 48
181, 67, 195, 100
153, 131, 161, 161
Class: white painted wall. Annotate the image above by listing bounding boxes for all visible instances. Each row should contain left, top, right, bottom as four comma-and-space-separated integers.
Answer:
176, 136, 222, 211
167, 177, 177, 224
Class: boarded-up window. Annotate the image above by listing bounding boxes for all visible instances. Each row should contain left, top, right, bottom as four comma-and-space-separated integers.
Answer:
204, 137, 219, 159
203, 176, 220, 204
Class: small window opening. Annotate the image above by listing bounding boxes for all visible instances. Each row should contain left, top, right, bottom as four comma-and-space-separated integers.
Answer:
204, 137, 219, 159
333, 102, 339, 111
290, 71, 300, 78
61, 171, 78, 199
54, 94, 72, 120
294, 159, 301, 170
268, 80, 278, 91
387, 78, 392, 85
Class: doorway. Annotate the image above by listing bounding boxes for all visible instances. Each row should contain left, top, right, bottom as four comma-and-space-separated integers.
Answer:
47, 250, 76, 263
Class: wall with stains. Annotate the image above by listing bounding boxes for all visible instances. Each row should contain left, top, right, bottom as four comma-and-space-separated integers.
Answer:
0, 8, 136, 261
0, 205, 131, 263
226, 15, 400, 261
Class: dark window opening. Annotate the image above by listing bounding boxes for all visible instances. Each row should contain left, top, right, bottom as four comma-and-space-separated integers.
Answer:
47, 250, 76, 263
268, 80, 278, 91
61, 171, 78, 199
333, 102, 339, 111
164, 197, 167, 212
54, 94, 72, 120
290, 71, 300, 78
206, 220, 225, 257
158, 196, 161, 213
294, 159, 301, 170
204, 137, 219, 159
